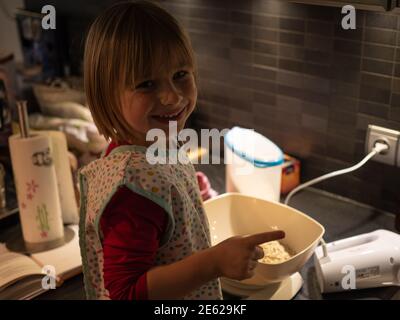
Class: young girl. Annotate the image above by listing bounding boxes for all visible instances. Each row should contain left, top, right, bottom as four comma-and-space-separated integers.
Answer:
78, 1, 284, 300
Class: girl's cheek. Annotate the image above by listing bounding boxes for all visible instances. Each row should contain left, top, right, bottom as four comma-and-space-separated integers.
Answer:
181, 78, 197, 97
132, 93, 154, 112
123, 94, 150, 121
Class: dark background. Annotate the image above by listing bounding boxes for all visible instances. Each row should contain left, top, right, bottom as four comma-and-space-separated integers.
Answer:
24, 0, 400, 215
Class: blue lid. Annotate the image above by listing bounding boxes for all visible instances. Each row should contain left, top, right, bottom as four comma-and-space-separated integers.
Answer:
224, 127, 284, 168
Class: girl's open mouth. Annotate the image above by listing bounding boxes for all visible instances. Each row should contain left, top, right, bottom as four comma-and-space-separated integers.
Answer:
152, 106, 186, 124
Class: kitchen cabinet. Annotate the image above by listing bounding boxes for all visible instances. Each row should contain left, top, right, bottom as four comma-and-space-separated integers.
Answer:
290, 1, 395, 11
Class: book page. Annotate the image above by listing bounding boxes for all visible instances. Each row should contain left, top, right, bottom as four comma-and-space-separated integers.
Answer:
0, 251, 42, 290
0, 275, 45, 300
31, 225, 82, 280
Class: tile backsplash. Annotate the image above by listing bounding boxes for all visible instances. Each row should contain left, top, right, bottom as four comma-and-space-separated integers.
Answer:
162, 0, 400, 214
24, 0, 399, 214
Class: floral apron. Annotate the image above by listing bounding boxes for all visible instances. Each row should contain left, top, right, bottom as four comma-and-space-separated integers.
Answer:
77, 144, 222, 300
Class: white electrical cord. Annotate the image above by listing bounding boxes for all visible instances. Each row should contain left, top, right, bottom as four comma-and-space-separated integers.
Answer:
284, 141, 389, 258
284, 142, 389, 206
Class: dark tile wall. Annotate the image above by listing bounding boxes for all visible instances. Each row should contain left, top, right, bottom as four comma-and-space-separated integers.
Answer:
23, 0, 399, 214
25, 0, 117, 74
161, 0, 400, 214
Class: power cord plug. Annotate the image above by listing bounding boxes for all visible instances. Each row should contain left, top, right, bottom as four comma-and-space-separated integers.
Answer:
372, 141, 389, 155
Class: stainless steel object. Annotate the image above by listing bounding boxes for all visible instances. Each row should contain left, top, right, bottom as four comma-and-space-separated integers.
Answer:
16, 100, 30, 138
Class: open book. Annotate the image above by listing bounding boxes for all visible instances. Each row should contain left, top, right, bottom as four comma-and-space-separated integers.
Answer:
0, 225, 82, 300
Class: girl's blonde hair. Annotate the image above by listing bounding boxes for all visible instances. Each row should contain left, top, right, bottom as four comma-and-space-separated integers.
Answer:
84, 1, 197, 143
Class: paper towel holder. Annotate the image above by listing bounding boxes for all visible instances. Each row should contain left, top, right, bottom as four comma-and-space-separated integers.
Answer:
10, 100, 66, 249
5, 226, 75, 254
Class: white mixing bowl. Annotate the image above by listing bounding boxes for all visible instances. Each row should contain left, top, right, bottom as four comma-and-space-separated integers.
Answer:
203, 193, 325, 286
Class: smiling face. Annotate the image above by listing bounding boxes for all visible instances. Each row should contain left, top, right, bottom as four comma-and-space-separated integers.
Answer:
84, 2, 198, 144
121, 64, 197, 146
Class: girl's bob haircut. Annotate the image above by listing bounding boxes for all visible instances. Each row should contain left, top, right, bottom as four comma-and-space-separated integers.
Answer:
84, 1, 197, 143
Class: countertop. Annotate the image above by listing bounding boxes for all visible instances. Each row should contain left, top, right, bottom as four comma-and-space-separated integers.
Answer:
0, 163, 399, 300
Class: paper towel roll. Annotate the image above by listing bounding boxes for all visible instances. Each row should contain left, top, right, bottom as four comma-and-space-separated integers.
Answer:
38, 131, 79, 224
8, 133, 64, 244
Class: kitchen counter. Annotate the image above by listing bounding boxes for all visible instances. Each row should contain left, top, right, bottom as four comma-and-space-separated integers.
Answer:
291, 188, 399, 300
0, 163, 398, 300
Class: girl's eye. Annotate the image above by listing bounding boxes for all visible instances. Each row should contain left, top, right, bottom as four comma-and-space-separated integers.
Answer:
135, 80, 155, 90
173, 70, 188, 80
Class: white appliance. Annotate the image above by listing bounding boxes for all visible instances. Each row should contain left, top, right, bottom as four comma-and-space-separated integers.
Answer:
314, 229, 400, 293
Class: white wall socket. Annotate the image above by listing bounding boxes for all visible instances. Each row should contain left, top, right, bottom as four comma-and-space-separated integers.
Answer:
365, 125, 400, 166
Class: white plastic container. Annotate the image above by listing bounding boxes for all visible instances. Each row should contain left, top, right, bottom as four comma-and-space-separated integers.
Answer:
224, 127, 284, 202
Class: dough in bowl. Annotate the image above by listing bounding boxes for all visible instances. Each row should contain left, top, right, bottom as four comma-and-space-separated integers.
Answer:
259, 241, 294, 264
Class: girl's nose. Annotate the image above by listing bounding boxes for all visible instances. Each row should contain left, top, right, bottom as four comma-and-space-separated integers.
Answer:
159, 82, 182, 106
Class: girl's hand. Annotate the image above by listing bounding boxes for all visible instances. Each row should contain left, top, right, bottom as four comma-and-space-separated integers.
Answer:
210, 230, 285, 280
196, 172, 211, 201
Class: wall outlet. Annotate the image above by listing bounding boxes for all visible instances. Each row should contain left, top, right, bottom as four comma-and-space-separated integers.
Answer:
365, 125, 400, 166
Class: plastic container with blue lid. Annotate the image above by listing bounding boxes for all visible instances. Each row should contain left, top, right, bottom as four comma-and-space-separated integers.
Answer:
224, 127, 283, 202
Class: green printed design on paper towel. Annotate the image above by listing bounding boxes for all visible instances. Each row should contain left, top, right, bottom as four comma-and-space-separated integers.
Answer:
36, 203, 50, 238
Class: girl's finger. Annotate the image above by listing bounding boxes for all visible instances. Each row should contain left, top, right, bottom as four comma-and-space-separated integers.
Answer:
248, 260, 257, 271
244, 230, 285, 248
252, 246, 264, 260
